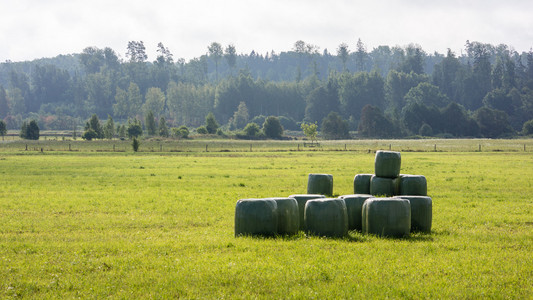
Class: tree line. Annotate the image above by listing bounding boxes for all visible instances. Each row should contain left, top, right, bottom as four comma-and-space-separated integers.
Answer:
1, 39, 533, 139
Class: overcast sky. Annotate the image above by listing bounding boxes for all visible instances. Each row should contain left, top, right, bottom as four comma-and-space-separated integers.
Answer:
1, 0, 532, 62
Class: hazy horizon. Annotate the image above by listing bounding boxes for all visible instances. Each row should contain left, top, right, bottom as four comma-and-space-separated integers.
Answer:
1, 0, 532, 62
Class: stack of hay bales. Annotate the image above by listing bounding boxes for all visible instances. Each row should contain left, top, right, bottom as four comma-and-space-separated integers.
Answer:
353, 150, 432, 235
235, 150, 432, 238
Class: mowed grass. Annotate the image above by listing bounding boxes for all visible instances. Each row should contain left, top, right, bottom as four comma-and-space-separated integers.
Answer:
0, 150, 532, 298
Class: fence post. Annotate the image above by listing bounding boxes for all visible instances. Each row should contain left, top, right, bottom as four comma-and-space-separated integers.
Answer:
434, 144, 437, 152
479, 144, 481, 152
206, 144, 208, 152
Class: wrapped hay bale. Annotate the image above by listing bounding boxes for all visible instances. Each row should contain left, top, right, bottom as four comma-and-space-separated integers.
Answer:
307, 174, 333, 196
305, 198, 348, 238
375, 151, 401, 178
268, 197, 300, 235
288, 194, 326, 230
394, 196, 432, 233
235, 199, 278, 237
370, 175, 400, 196
399, 174, 427, 196
339, 194, 373, 231
353, 174, 373, 194
362, 197, 411, 237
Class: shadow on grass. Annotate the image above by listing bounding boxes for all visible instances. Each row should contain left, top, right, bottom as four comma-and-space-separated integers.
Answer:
235, 230, 435, 242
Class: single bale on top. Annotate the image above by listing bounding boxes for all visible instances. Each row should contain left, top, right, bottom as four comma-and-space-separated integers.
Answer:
375, 150, 401, 178
370, 175, 400, 197
288, 194, 326, 230
268, 197, 300, 235
399, 174, 427, 196
305, 198, 348, 238
235, 199, 278, 237
394, 196, 432, 233
307, 174, 333, 196
353, 174, 373, 194
362, 197, 411, 238
339, 194, 373, 231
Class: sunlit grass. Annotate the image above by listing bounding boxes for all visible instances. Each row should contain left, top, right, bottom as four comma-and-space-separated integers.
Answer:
0, 148, 532, 298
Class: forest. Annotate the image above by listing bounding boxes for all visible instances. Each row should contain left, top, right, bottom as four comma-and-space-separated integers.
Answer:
1, 39, 533, 138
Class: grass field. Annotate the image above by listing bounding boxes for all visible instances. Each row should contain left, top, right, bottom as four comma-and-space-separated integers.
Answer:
0, 140, 532, 298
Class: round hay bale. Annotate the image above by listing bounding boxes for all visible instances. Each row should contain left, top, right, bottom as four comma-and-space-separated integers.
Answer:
399, 175, 427, 196
235, 199, 278, 237
362, 197, 410, 238
353, 174, 373, 194
375, 151, 401, 178
394, 196, 432, 233
268, 197, 300, 235
370, 175, 400, 197
339, 194, 373, 231
288, 194, 326, 230
305, 198, 348, 238
307, 174, 333, 196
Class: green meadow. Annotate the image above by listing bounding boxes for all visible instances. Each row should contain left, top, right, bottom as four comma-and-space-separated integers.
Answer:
0, 141, 532, 298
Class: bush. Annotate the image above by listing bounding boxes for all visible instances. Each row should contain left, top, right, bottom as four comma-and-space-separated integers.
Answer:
82, 128, 98, 141
243, 122, 261, 137
262, 116, 283, 139
196, 126, 208, 134
172, 126, 189, 138
278, 116, 299, 131
419, 123, 433, 136
127, 119, 143, 138
522, 119, 533, 135
132, 137, 140, 152
205, 112, 219, 134
321, 112, 350, 140
20, 120, 40, 140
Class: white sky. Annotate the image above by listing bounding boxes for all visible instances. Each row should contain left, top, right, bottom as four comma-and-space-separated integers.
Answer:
1, 0, 532, 62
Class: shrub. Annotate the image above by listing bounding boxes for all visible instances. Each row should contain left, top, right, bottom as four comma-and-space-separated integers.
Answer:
196, 126, 208, 134
132, 137, 140, 152
243, 122, 261, 137
419, 123, 433, 136
262, 116, 283, 139
172, 126, 189, 138
127, 119, 143, 138
82, 128, 98, 141
321, 112, 350, 140
205, 112, 219, 134
522, 119, 533, 135
20, 120, 40, 140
